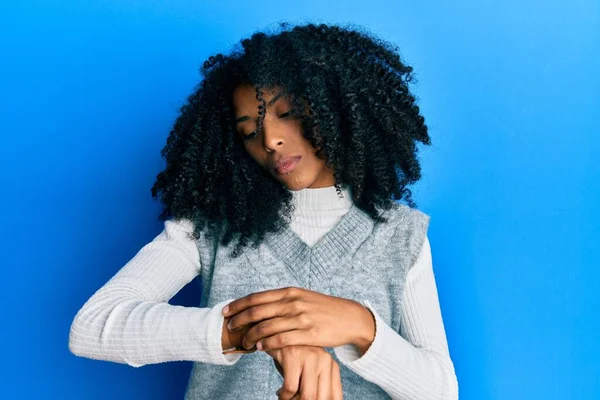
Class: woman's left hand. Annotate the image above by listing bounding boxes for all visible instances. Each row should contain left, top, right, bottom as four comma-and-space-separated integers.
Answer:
221, 287, 375, 352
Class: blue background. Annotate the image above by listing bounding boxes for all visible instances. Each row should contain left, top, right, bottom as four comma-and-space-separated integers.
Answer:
1, 1, 598, 399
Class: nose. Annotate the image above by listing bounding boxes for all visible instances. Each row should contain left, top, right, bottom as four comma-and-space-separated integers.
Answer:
261, 114, 284, 152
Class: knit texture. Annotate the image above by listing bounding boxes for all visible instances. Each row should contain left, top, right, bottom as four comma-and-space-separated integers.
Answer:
69, 186, 458, 399
185, 200, 431, 399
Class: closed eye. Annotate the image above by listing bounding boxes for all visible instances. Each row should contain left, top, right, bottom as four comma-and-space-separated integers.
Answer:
242, 130, 258, 140
240, 111, 293, 141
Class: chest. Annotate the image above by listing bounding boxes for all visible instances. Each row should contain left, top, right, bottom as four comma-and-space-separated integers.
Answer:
199, 238, 407, 332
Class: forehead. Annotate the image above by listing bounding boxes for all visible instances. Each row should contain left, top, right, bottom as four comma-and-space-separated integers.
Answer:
232, 84, 286, 107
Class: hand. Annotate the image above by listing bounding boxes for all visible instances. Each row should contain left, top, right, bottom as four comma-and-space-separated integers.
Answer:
267, 345, 343, 400
221, 287, 375, 353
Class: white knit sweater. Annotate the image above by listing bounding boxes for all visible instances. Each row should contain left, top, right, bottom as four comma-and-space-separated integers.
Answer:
69, 186, 458, 399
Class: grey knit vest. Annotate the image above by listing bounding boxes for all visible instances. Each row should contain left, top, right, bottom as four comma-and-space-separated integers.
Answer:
184, 201, 430, 399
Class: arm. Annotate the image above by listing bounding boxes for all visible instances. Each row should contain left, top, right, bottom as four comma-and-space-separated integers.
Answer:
68, 218, 243, 367
333, 236, 459, 400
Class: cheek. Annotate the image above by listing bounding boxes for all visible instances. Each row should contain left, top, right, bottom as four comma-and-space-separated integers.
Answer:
244, 145, 267, 167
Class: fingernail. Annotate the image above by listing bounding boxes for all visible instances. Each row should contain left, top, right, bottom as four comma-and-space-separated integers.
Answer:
256, 341, 263, 350
227, 321, 234, 331
222, 305, 229, 315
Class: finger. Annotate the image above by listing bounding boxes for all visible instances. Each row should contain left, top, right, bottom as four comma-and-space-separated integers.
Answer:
317, 364, 331, 400
242, 316, 303, 350
222, 286, 300, 317
278, 357, 302, 400
273, 358, 284, 377
267, 349, 285, 379
331, 361, 343, 400
227, 301, 293, 333
259, 329, 314, 352
298, 355, 318, 400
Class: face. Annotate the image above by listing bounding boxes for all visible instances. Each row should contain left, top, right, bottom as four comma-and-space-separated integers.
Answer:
232, 84, 335, 190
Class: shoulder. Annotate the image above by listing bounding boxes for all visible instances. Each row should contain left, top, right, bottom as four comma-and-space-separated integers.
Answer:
380, 202, 430, 230
380, 202, 431, 266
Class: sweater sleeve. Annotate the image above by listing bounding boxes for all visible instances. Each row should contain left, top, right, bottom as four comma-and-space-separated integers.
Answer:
68, 218, 243, 367
333, 236, 459, 399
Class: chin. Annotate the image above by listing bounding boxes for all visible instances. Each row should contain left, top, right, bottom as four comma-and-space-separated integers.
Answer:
282, 183, 305, 191
280, 176, 311, 191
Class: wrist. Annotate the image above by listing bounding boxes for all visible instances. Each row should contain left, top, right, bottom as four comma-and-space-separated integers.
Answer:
221, 317, 257, 354
351, 302, 376, 356
222, 317, 243, 349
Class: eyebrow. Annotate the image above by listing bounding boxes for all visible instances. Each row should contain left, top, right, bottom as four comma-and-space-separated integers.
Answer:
235, 91, 284, 124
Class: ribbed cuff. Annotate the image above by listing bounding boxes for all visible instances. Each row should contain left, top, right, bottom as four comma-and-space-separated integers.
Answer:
205, 298, 243, 365
333, 299, 382, 365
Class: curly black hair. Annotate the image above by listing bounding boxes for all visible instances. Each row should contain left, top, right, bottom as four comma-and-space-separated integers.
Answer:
150, 22, 431, 258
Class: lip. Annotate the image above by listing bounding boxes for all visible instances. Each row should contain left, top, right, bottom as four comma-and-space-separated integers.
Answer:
273, 156, 301, 175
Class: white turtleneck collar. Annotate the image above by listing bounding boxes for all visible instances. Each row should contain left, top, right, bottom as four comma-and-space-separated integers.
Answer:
285, 185, 354, 247
287, 185, 353, 211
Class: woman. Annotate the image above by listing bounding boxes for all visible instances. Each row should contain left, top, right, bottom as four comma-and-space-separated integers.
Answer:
69, 22, 459, 400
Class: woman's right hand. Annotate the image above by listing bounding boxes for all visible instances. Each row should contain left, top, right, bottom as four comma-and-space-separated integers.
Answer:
266, 345, 343, 400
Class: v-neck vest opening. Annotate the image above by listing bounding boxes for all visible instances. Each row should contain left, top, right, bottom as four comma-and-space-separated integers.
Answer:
263, 203, 375, 286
